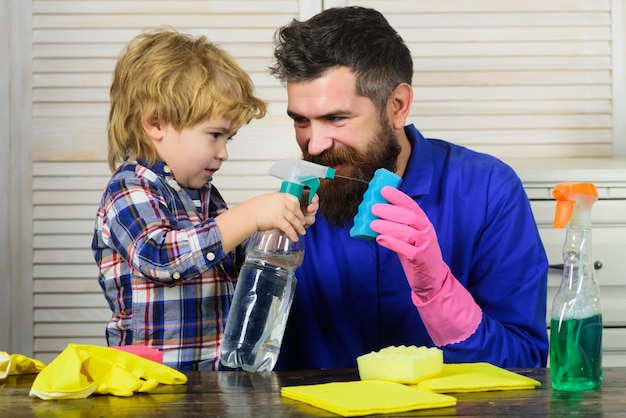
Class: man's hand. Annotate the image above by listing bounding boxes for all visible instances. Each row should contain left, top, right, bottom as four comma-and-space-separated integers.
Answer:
370, 186, 482, 346
370, 186, 446, 302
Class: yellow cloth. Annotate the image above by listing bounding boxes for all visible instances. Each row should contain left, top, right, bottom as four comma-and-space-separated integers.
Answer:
29, 343, 187, 400
417, 362, 541, 393
281, 380, 456, 417
0, 352, 9, 379
0, 351, 46, 379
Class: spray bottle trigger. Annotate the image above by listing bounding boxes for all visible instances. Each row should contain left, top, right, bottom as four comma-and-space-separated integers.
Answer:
553, 200, 574, 228
301, 178, 321, 205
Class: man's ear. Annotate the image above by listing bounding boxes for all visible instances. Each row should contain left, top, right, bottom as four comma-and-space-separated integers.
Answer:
142, 114, 164, 141
387, 83, 413, 130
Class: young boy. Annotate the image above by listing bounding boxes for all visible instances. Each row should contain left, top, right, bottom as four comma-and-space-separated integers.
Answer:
92, 28, 317, 371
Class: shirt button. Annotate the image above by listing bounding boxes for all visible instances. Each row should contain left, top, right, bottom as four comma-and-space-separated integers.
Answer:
206, 252, 215, 261
172, 272, 181, 280
164, 165, 171, 173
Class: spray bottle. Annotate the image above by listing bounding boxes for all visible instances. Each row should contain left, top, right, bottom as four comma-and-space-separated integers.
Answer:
219, 159, 335, 372
550, 182, 602, 391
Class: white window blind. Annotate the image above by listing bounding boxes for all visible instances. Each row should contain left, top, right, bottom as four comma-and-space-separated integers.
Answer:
31, 0, 302, 362
351, 0, 621, 158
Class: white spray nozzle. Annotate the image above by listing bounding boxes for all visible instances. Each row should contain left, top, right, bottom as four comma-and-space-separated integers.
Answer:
268, 159, 335, 203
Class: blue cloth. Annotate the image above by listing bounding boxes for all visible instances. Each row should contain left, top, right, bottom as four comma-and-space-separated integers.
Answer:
277, 125, 549, 370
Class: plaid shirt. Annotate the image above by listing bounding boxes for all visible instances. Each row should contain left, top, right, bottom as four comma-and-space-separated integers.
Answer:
92, 159, 240, 370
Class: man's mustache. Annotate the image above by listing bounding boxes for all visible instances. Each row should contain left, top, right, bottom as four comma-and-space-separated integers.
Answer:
304, 149, 363, 168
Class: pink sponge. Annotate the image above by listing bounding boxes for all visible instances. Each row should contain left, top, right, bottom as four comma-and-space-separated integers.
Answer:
110, 345, 163, 363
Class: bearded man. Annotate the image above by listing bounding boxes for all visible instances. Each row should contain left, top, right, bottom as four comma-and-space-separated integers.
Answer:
269, 6, 549, 370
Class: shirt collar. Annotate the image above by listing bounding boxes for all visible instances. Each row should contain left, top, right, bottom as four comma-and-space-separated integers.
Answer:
137, 158, 176, 180
135, 158, 214, 196
399, 124, 434, 198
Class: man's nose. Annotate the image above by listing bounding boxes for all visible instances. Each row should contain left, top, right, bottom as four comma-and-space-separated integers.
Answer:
306, 125, 333, 155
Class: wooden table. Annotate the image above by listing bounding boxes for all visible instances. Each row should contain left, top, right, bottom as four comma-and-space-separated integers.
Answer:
2, 368, 626, 417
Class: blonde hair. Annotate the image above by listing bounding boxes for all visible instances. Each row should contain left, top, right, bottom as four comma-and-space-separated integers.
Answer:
107, 27, 267, 171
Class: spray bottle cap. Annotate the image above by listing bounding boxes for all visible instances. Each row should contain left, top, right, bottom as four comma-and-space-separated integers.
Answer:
268, 159, 335, 203
552, 182, 598, 228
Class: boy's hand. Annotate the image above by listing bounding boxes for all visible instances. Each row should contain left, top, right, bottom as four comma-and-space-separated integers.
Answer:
250, 192, 306, 241
215, 191, 313, 254
302, 193, 319, 227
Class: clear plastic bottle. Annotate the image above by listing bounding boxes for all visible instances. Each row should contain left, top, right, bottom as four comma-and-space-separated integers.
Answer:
219, 159, 334, 372
219, 229, 303, 372
549, 182, 602, 391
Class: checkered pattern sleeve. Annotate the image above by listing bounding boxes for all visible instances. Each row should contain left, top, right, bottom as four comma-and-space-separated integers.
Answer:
92, 161, 238, 370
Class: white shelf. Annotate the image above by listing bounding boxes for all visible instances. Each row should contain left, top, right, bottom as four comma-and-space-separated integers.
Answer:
506, 157, 626, 185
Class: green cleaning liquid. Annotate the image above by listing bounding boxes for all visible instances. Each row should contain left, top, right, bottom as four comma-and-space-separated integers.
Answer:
550, 314, 603, 391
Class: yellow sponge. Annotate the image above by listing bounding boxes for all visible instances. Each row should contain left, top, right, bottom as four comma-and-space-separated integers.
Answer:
357, 345, 443, 384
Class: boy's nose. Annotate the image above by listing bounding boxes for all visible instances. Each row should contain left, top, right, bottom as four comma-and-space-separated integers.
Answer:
216, 142, 228, 161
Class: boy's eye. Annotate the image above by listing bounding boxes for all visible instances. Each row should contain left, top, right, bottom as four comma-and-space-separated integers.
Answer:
209, 132, 235, 142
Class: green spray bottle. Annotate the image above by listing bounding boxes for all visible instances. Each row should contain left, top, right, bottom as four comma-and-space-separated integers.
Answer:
550, 182, 602, 391
220, 159, 334, 372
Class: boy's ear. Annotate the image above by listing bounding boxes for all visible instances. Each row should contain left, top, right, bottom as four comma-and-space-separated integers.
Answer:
142, 114, 164, 141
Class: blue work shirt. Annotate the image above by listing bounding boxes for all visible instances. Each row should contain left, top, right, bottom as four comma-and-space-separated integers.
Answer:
277, 124, 549, 370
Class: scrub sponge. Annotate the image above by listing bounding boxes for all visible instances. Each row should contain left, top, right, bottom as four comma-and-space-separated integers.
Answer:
350, 168, 402, 240
357, 345, 443, 384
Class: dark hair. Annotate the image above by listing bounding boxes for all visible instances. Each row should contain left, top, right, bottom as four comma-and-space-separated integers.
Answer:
270, 6, 413, 112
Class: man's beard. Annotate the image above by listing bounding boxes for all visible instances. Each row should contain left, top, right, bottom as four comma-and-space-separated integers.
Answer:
303, 120, 401, 226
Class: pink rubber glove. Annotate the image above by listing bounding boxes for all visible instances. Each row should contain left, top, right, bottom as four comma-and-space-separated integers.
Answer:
370, 186, 482, 346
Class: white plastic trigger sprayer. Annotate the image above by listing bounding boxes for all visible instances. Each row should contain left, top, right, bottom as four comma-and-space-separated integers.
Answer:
268, 158, 336, 204
219, 159, 334, 372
